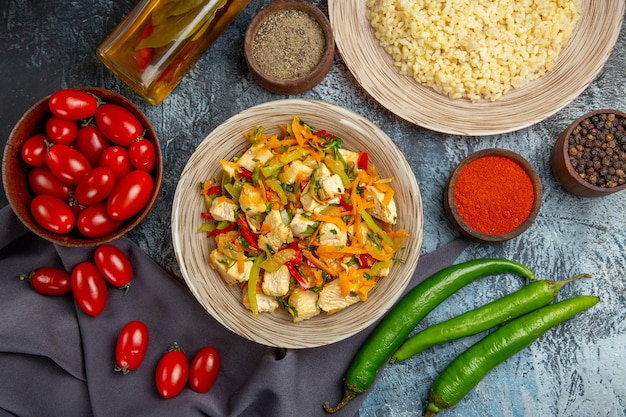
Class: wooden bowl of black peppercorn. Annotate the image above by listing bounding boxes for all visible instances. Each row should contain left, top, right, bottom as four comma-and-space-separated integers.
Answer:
552, 109, 626, 198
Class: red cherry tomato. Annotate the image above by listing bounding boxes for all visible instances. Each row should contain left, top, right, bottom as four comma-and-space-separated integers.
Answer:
21, 133, 48, 166
107, 170, 154, 220
28, 166, 75, 201
46, 143, 92, 185
94, 243, 133, 289
128, 138, 157, 171
115, 320, 149, 374
99, 146, 133, 180
74, 167, 116, 206
189, 346, 220, 393
76, 202, 124, 238
155, 342, 189, 399
48, 89, 98, 120
30, 194, 75, 234
76, 125, 112, 166
71, 261, 108, 317
21, 267, 71, 296
95, 103, 144, 146
46, 115, 79, 145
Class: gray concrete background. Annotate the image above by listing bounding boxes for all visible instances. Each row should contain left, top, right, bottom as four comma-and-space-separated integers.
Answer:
1, 1, 625, 416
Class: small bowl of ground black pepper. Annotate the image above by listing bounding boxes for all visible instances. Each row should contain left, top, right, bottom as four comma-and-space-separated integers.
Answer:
244, 0, 334, 95
552, 109, 626, 198
444, 148, 543, 244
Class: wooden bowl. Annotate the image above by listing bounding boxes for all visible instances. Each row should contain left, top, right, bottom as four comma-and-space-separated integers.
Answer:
551, 109, 626, 197
171, 99, 423, 348
444, 148, 542, 244
2, 87, 162, 247
244, 0, 334, 95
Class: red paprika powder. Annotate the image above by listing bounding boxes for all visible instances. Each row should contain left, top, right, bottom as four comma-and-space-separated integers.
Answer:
453, 155, 535, 235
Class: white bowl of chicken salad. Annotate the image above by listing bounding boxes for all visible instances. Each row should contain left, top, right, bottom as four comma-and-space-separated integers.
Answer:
172, 99, 423, 348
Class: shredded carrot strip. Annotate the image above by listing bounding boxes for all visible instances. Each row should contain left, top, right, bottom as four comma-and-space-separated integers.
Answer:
302, 250, 338, 277
237, 250, 245, 274
313, 214, 348, 232
374, 182, 395, 206
291, 117, 307, 147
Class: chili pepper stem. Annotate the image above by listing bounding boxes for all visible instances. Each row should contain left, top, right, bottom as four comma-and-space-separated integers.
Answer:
555, 273, 592, 289
322, 390, 356, 413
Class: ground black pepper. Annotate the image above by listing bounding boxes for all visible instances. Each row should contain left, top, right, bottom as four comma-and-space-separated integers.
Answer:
567, 112, 626, 188
251, 9, 326, 80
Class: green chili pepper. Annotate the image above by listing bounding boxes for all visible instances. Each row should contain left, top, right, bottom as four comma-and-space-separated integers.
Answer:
323, 258, 535, 413
247, 253, 266, 318
425, 295, 599, 417
326, 158, 352, 189
391, 273, 590, 363
358, 208, 394, 247
265, 178, 288, 205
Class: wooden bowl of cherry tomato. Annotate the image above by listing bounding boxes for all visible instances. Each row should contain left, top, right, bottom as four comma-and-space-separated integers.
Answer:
2, 87, 162, 246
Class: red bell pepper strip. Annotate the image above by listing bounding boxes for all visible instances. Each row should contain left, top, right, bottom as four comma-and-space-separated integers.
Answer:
240, 168, 253, 179
357, 152, 369, 170
237, 217, 259, 250
207, 223, 235, 237
201, 212, 213, 220
205, 184, 222, 196
286, 262, 309, 291
315, 129, 328, 138
284, 241, 303, 264
340, 194, 353, 211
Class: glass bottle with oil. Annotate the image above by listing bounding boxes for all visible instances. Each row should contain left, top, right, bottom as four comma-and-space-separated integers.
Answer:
97, 0, 251, 105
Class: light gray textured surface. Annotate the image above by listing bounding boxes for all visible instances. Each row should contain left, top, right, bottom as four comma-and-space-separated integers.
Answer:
1, 1, 625, 416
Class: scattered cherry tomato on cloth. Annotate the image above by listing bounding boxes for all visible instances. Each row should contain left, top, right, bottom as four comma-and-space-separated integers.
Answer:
71, 261, 108, 316
20, 267, 71, 296
45, 143, 92, 185
115, 320, 149, 374
30, 194, 75, 234
48, 88, 98, 120
21, 133, 48, 166
95, 103, 144, 146
76, 125, 112, 167
74, 167, 116, 206
94, 244, 133, 290
76, 202, 124, 238
189, 346, 220, 393
107, 170, 154, 220
128, 138, 156, 171
28, 166, 74, 201
98, 146, 133, 180
155, 342, 189, 399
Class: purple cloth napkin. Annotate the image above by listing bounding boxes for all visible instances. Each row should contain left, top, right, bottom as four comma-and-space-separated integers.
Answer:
0, 205, 469, 417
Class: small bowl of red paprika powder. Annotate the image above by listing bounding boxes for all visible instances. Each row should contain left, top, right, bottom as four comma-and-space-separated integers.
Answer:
444, 148, 542, 244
